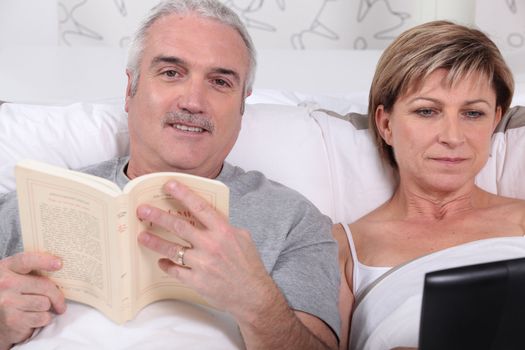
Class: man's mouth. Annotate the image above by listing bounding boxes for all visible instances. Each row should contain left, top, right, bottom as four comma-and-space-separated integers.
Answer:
173, 123, 205, 133
162, 111, 214, 134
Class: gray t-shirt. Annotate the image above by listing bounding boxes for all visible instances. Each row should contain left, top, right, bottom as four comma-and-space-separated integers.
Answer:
0, 157, 340, 337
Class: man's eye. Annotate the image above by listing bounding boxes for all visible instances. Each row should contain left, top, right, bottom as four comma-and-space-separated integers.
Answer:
213, 79, 231, 87
163, 70, 179, 78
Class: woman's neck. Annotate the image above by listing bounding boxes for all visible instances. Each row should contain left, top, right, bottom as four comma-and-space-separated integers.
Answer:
389, 180, 484, 221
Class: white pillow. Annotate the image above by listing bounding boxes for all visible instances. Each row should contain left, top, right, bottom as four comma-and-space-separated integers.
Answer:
228, 103, 335, 218
0, 101, 129, 193
247, 88, 368, 114
493, 106, 525, 199
310, 110, 395, 223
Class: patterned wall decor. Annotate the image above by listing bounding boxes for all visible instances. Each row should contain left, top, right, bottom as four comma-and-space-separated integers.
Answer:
57, 0, 524, 52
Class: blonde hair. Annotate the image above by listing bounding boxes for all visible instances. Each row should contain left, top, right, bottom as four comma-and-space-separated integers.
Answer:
369, 20, 514, 168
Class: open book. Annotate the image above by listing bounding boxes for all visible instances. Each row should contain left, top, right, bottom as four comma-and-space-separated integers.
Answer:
15, 159, 229, 324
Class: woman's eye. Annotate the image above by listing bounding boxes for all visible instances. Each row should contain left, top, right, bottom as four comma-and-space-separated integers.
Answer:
464, 110, 484, 118
416, 108, 435, 117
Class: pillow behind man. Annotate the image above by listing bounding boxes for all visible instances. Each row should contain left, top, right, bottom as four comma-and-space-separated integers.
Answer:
0, 101, 129, 193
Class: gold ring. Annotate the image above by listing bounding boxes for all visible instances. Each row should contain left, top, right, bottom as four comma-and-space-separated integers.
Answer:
176, 246, 186, 266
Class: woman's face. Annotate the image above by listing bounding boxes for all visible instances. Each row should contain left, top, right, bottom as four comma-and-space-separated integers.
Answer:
375, 69, 502, 194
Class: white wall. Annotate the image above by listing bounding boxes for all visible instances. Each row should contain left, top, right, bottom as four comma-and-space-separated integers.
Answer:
0, 0, 523, 104
0, 0, 523, 52
0, 0, 57, 45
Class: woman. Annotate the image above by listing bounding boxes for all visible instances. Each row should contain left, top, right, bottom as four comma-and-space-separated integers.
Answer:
334, 21, 525, 349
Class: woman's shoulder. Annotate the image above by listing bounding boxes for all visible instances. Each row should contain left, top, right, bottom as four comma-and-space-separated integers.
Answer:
486, 192, 525, 214
500, 196, 525, 225
349, 202, 392, 233
482, 192, 525, 232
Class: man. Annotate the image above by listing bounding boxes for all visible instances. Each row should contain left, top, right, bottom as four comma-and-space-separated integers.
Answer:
0, 1, 339, 349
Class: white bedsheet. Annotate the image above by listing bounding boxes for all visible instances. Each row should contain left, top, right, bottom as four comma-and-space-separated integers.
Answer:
14, 301, 243, 350
349, 236, 525, 350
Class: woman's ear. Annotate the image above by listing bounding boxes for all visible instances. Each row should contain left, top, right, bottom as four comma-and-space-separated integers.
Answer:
375, 105, 393, 145
493, 106, 503, 131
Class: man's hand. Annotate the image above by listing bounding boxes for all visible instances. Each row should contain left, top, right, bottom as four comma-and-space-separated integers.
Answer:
0, 252, 66, 350
137, 180, 336, 349
136, 180, 274, 318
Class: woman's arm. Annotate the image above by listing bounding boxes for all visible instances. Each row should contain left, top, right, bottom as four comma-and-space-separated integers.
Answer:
332, 224, 355, 350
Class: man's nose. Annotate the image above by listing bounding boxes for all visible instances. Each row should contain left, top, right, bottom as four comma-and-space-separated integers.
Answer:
177, 78, 206, 114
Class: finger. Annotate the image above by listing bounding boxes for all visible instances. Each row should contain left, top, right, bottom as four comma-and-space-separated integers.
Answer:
19, 310, 54, 329
8, 252, 62, 275
137, 205, 197, 244
0, 313, 35, 346
18, 275, 67, 315
16, 294, 52, 312
138, 231, 192, 267
1, 309, 53, 343
158, 258, 193, 279
163, 180, 227, 229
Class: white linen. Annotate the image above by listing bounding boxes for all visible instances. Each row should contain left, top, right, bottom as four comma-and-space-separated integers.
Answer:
14, 301, 243, 350
349, 236, 525, 350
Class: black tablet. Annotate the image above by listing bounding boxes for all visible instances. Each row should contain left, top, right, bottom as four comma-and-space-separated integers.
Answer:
419, 256, 525, 350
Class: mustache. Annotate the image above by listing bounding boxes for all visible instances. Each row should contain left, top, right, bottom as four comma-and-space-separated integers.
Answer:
161, 111, 215, 132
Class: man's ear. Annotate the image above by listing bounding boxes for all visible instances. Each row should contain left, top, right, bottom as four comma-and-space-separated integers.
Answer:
375, 105, 393, 145
125, 70, 133, 113
240, 88, 252, 115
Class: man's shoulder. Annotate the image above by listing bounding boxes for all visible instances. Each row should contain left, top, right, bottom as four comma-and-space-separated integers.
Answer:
79, 157, 127, 181
0, 190, 18, 211
223, 163, 325, 217
223, 163, 304, 199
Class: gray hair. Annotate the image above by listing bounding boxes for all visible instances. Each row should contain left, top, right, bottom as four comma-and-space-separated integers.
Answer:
127, 0, 256, 96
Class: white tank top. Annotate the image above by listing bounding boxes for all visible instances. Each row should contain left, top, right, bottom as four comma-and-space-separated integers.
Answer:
341, 224, 390, 298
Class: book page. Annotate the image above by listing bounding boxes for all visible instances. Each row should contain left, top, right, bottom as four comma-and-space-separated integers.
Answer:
124, 173, 229, 316
16, 162, 124, 322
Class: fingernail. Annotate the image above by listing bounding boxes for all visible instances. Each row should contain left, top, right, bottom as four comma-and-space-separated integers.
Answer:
165, 181, 177, 191
53, 258, 62, 269
137, 206, 151, 217
138, 232, 150, 244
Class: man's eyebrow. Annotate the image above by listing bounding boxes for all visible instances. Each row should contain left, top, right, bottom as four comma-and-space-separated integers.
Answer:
150, 55, 186, 68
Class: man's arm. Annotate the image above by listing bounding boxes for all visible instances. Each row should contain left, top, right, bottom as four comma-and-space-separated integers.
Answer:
0, 252, 66, 350
137, 180, 337, 349
236, 290, 337, 349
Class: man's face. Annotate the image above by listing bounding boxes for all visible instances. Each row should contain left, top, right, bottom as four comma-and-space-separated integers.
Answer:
125, 13, 250, 178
